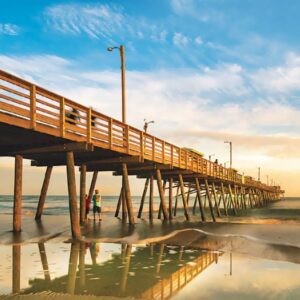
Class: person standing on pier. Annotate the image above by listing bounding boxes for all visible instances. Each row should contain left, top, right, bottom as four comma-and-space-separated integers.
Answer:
93, 189, 102, 221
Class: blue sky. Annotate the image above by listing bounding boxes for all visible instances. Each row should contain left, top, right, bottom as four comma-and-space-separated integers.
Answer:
1, 0, 300, 195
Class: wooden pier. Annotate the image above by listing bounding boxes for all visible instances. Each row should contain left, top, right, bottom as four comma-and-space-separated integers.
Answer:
0, 69, 284, 238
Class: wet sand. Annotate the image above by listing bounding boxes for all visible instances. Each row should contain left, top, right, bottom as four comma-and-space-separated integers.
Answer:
1, 213, 300, 245
1, 212, 300, 265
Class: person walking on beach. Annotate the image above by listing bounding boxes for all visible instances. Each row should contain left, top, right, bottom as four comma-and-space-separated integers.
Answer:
93, 189, 102, 221
85, 194, 90, 220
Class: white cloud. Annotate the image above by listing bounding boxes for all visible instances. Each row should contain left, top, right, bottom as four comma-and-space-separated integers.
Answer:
173, 32, 189, 46
250, 52, 300, 93
44, 3, 169, 44
194, 36, 203, 45
1, 53, 300, 194
0, 23, 20, 36
44, 3, 125, 40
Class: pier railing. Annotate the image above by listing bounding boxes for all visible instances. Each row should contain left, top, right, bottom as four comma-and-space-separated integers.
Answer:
0, 69, 278, 192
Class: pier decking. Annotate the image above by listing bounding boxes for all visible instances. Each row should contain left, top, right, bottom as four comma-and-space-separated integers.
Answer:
0, 69, 284, 238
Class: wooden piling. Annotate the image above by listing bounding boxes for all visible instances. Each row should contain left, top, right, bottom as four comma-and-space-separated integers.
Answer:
66, 151, 81, 239
122, 163, 135, 224
138, 178, 150, 218
228, 184, 237, 215
220, 183, 228, 216
149, 175, 154, 220
169, 177, 173, 219
115, 187, 123, 217
122, 179, 127, 222
156, 169, 169, 220
204, 179, 216, 222
178, 174, 190, 221
79, 164, 87, 224
212, 182, 221, 217
13, 155, 23, 232
35, 166, 53, 221
88, 171, 98, 202
158, 180, 167, 219
174, 186, 179, 216
195, 178, 206, 222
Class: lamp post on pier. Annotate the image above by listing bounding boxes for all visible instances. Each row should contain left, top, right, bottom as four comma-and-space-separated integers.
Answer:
143, 119, 154, 133
107, 45, 126, 124
224, 141, 232, 169
209, 154, 215, 161
258, 167, 261, 181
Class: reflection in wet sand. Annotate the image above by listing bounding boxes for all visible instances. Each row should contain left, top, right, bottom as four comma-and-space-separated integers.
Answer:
7, 242, 220, 299
4, 239, 300, 300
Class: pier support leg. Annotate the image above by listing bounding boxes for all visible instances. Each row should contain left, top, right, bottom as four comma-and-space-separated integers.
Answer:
156, 169, 169, 220
220, 183, 228, 216
204, 179, 216, 222
212, 182, 221, 217
158, 180, 167, 219
66, 151, 81, 239
138, 178, 150, 218
88, 171, 98, 202
195, 178, 206, 222
149, 175, 154, 220
174, 186, 179, 217
122, 181, 128, 222
178, 174, 190, 221
13, 155, 23, 232
228, 184, 237, 215
80, 164, 87, 224
115, 187, 123, 217
122, 163, 135, 225
35, 166, 53, 221
169, 177, 173, 219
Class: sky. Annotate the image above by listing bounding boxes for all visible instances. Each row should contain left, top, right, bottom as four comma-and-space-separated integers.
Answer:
1, 0, 300, 196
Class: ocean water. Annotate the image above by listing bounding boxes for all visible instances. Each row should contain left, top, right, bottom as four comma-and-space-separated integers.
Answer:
0, 195, 164, 215
1, 196, 300, 224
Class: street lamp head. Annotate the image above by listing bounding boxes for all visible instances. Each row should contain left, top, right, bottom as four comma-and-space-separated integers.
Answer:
107, 46, 119, 52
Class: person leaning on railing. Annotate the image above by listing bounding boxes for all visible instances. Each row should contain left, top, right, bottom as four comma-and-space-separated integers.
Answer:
65, 108, 80, 125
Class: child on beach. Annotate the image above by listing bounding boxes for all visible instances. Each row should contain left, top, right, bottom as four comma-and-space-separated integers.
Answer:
93, 189, 102, 221
85, 194, 90, 220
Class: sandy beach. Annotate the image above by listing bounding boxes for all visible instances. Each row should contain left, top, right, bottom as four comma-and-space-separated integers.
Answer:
1, 199, 300, 299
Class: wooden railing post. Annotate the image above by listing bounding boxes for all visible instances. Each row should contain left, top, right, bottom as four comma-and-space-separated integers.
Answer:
126, 125, 130, 154
60, 97, 65, 138
185, 151, 188, 169
162, 141, 165, 163
108, 118, 113, 149
171, 145, 174, 167
152, 137, 155, 161
179, 149, 181, 168
140, 131, 144, 159
87, 108, 92, 143
30, 84, 36, 129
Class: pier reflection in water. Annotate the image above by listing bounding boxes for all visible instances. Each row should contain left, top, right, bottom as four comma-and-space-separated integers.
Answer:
6, 242, 220, 299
